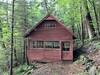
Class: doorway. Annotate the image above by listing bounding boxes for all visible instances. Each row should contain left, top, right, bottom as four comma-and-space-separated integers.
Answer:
61, 41, 70, 60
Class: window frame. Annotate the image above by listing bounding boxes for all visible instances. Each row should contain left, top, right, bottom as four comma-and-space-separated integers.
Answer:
32, 41, 60, 49
43, 21, 56, 29
62, 41, 70, 51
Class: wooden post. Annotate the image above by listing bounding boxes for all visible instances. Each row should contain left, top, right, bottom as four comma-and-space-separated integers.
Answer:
23, 39, 26, 63
26, 38, 29, 65
60, 41, 62, 60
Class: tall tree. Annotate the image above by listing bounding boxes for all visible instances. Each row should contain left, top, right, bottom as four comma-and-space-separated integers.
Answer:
88, 0, 100, 36
10, 0, 15, 75
80, 5, 85, 45
14, 0, 29, 64
84, 0, 95, 39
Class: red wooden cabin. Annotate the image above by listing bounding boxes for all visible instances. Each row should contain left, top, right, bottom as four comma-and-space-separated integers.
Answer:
24, 14, 74, 63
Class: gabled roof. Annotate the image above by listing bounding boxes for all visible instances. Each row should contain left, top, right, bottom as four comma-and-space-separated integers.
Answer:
24, 14, 74, 37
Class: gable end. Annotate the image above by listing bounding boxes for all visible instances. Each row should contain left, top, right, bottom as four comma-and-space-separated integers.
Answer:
24, 14, 74, 37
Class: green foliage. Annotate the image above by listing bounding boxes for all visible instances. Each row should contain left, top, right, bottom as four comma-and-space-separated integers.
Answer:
0, 46, 9, 74
94, 41, 100, 49
15, 64, 28, 75
14, 63, 37, 75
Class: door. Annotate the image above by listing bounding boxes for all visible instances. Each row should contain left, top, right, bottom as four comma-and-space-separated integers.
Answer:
61, 41, 70, 60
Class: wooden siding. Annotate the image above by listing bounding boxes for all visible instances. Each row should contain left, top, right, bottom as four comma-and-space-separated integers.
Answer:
29, 21, 72, 41
27, 49, 73, 62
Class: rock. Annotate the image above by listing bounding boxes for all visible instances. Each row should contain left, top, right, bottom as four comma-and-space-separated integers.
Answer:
89, 65, 97, 75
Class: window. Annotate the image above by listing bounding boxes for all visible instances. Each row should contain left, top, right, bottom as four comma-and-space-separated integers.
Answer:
32, 41, 60, 48
33, 41, 37, 48
45, 41, 53, 48
33, 41, 44, 48
44, 23, 55, 28
62, 42, 70, 51
53, 41, 60, 48
43, 21, 56, 29
44, 41, 60, 48
37, 41, 44, 48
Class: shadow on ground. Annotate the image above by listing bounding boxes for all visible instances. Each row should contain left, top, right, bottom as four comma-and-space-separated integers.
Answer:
73, 47, 86, 62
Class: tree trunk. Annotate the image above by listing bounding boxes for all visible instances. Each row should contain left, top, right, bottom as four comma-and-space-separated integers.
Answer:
88, 0, 100, 37
76, 24, 81, 40
71, 18, 75, 33
13, 48, 19, 66
84, 0, 95, 39
6, 0, 9, 25
13, 39, 19, 66
22, 0, 29, 64
80, 6, 85, 45
10, 0, 15, 75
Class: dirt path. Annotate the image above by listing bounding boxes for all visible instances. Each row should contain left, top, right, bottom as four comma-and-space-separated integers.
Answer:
31, 62, 85, 75
30, 50, 100, 75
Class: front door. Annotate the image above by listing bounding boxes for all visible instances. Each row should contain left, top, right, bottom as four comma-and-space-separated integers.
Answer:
61, 41, 70, 60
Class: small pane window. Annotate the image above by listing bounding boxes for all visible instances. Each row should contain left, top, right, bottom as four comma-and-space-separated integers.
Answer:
33, 41, 37, 48
33, 41, 44, 48
45, 41, 60, 48
62, 42, 70, 51
32, 41, 60, 49
44, 22, 56, 28
45, 41, 53, 48
53, 41, 60, 48
37, 41, 44, 48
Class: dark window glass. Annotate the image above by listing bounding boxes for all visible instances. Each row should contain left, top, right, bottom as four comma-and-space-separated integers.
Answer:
32, 41, 59, 48
43, 22, 56, 28
45, 41, 53, 48
33, 41, 37, 48
53, 41, 60, 48
37, 41, 44, 48
33, 41, 44, 48
62, 42, 70, 51
45, 41, 60, 48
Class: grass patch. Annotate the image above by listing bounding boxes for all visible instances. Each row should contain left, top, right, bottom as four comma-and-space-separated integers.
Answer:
14, 63, 37, 75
